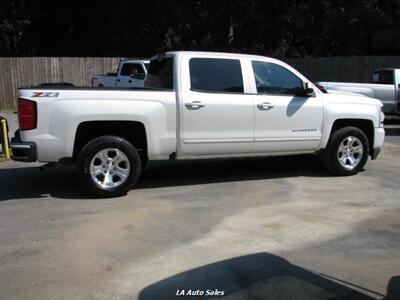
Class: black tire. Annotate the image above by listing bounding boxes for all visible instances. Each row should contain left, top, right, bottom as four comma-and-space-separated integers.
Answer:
322, 126, 369, 176
141, 156, 149, 171
76, 135, 141, 197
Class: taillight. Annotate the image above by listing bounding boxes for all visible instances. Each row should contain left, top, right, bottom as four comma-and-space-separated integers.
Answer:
18, 99, 37, 130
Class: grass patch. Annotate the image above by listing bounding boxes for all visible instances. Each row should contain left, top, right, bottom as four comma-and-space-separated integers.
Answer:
0, 108, 17, 112
384, 114, 400, 124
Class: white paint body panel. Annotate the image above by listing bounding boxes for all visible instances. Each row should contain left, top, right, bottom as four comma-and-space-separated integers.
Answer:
17, 51, 385, 163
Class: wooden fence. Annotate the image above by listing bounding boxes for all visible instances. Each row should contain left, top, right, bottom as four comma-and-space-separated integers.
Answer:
0, 56, 400, 110
284, 56, 400, 83
0, 57, 120, 110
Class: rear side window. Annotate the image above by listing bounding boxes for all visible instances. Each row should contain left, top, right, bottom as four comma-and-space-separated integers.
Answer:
189, 58, 244, 93
252, 61, 303, 95
144, 57, 174, 89
372, 70, 394, 84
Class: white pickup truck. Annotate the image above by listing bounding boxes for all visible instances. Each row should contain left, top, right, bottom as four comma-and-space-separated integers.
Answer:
11, 51, 385, 197
91, 59, 150, 88
317, 69, 400, 115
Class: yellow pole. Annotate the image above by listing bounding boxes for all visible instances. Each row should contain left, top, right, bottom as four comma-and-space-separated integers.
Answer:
1, 119, 10, 159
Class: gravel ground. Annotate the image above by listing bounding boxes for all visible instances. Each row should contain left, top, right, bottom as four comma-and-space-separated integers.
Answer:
0, 133, 399, 300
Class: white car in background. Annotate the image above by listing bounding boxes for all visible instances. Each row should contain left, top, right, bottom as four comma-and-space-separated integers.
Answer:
91, 59, 150, 88
317, 69, 400, 115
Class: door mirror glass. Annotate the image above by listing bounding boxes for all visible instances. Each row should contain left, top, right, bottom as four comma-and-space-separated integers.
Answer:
297, 82, 315, 97
305, 83, 315, 97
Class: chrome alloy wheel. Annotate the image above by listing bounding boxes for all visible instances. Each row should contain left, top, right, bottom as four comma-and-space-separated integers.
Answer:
90, 148, 130, 189
337, 136, 363, 170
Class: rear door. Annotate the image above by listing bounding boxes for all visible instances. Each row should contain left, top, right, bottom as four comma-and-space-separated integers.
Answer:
180, 56, 254, 155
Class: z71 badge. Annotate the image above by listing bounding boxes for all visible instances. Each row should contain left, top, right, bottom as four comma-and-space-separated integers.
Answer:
32, 92, 59, 97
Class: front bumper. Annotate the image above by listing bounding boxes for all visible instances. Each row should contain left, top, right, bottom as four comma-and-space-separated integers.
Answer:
10, 130, 37, 162
370, 127, 385, 160
374, 127, 385, 148
370, 148, 381, 160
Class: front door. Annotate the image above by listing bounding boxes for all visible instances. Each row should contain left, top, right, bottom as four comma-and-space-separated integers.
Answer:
250, 61, 323, 153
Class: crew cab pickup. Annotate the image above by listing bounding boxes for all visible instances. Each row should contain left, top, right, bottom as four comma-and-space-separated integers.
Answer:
91, 59, 150, 88
317, 69, 400, 115
11, 51, 385, 197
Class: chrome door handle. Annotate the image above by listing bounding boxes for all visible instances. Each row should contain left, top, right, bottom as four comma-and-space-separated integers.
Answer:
185, 101, 205, 110
257, 102, 274, 110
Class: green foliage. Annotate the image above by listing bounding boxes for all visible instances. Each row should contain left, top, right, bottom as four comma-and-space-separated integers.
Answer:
0, 0, 399, 57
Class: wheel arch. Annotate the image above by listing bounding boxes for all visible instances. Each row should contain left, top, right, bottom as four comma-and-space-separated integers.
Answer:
323, 118, 374, 155
73, 120, 148, 161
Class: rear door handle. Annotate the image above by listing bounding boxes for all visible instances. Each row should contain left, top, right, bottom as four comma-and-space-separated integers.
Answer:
185, 101, 205, 110
257, 102, 274, 110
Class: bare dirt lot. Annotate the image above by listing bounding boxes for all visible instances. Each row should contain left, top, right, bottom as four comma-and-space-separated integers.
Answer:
0, 133, 399, 300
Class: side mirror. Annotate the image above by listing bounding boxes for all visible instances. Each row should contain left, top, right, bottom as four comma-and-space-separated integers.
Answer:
301, 82, 315, 97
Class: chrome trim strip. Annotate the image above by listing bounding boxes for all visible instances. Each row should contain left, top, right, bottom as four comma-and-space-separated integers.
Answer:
255, 137, 320, 142
11, 144, 32, 149
184, 139, 253, 144
184, 137, 320, 144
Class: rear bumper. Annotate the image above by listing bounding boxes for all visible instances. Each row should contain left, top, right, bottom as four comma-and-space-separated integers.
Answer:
10, 130, 37, 162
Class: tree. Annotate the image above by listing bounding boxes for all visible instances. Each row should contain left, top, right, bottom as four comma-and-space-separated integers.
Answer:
0, 0, 399, 57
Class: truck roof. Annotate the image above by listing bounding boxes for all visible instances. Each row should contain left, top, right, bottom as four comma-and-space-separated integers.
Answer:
160, 51, 288, 67
373, 68, 400, 72
165, 50, 272, 60
121, 58, 150, 63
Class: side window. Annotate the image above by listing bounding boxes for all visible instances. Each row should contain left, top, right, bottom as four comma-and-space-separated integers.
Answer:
372, 70, 394, 84
144, 57, 174, 89
189, 58, 244, 93
252, 61, 303, 95
120, 63, 144, 76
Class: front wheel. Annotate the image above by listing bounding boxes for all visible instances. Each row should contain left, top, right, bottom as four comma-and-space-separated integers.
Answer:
322, 126, 369, 176
77, 136, 141, 197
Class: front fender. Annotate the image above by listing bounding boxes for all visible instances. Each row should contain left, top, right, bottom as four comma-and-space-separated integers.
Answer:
320, 102, 380, 149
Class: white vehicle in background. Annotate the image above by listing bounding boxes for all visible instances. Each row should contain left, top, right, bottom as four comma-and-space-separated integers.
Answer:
12, 51, 385, 198
91, 59, 150, 88
317, 69, 400, 115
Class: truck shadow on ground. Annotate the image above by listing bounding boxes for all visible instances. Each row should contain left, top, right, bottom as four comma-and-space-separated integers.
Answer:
138, 252, 382, 300
0, 155, 338, 200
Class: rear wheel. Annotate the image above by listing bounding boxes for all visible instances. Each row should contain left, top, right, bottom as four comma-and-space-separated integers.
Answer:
77, 135, 141, 197
322, 126, 369, 176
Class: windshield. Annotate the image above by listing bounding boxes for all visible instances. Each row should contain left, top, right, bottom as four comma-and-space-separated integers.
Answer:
372, 70, 394, 84
144, 57, 173, 89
